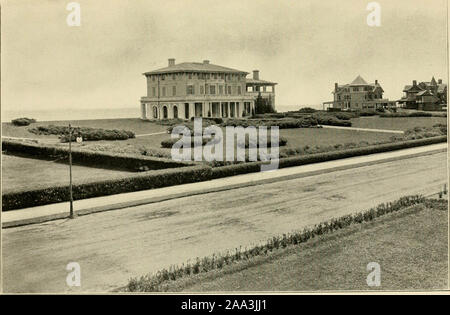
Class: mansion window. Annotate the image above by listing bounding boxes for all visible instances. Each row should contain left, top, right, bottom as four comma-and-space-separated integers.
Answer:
353, 87, 359, 92
213, 73, 217, 80
219, 85, 223, 94
210, 85, 216, 95
237, 86, 241, 95
152, 76, 155, 82
172, 86, 176, 96
162, 87, 166, 96
200, 85, 204, 95
161, 75, 165, 81
188, 73, 192, 79
152, 87, 156, 97
172, 74, 176, 80
227, 86, 232, 94
187, 85, 195, 95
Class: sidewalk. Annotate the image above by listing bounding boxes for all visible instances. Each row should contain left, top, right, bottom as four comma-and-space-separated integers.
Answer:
2, 142, 447, 228
320, 125, 405, 134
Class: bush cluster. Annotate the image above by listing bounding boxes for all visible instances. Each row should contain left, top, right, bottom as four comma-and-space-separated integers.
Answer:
28, 125, 135, 142
11, 117, 36, 126
161, 136, 215, 148
380, 111, 433, 118
311, 113, 352, 127
126, 195, 427, 292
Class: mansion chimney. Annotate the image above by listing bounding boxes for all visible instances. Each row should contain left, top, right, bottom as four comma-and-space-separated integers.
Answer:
413, 80, 417, 86
375, 79, 378, 85
438, 79, 443, 84
168, 58, 175, 67
334, 83, 338, 91
253, 70, 260, 80
203, 60, 210, 64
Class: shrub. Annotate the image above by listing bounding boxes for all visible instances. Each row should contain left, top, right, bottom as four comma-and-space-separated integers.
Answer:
380, 111, 432, 118
28, 125, 135, 142
238, 136, 288, 148
161, 136, 215, 148
11, 117, 36, 126
297, 107, 317, 113
357, 110, 378, 116
312, 113, 352, 127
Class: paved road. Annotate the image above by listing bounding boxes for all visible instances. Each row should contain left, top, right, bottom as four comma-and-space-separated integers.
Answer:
2, 151, 447, 293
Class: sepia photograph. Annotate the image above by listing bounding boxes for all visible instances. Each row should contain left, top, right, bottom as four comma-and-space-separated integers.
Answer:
0, 0, 449, 300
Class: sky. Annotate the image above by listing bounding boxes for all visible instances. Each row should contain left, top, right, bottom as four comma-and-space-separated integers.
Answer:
1, 0, 448, 115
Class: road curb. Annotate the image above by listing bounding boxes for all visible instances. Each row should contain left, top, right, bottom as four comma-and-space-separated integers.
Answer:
2, 147, 447, 228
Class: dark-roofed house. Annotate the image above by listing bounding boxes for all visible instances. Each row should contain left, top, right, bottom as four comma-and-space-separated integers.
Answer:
140, 59, 277, 120
398, 77, 447, 111
323, 75, 395, 111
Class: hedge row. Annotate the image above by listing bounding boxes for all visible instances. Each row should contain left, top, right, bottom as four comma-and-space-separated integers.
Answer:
380, 111, 433, 118
28, 125, 135, 142
126, 195, 427, 292
2, 139, 192, 172
210, 135, 447, 179
2, 136, 446, 210
2, 165, 211, 211
161, 137, 212, 148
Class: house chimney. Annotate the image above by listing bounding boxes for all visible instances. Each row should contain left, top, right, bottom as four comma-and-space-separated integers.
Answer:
375, 79, 378, 85
438, 79, 443, 84
335, 83, 338, 91
413, 80, 417, 86
168, 58, 175, 67
253, 70, 260, 80
203, 60, 210, 64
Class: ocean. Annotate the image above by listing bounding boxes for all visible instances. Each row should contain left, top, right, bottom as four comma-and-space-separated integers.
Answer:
1, 107, 140, 122
1, 105, 321, 122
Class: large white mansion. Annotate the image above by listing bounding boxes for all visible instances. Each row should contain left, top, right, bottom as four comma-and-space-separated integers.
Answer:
140, 59, 277, 120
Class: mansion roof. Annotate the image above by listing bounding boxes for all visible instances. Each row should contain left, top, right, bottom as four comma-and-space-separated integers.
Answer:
335, 75, 383, 93
144, 62, 248, 75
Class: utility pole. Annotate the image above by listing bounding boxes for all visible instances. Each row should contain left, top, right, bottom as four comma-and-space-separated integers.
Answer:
68, 124, 74, 219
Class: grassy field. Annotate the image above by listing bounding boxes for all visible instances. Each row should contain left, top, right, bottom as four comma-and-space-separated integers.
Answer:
350, 116, 447, 131
2, 153, 132, 193
148, 200, 448, 292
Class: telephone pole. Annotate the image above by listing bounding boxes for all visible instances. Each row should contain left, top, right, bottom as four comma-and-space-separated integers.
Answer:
68, 124, 75, 219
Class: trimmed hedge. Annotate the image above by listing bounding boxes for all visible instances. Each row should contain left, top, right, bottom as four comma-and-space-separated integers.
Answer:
2, 139, 192, 172
28, 125, 135, 142
210, 135, 447, 179
2, 136, 446, 210
11, 117, 36, 126
380, 111, 433, 118
312, 113, 352, 127
2, 165, 212, 211
161, 137, 213, 148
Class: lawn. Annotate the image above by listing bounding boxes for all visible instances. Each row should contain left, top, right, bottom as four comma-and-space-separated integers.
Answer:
2, 116, 446, 163
351, 116, 447, 131
2, 153, 132, 193
150, 199, 448, 292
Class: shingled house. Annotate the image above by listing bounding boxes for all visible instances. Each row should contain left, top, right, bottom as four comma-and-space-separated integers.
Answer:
398, 77, 447, 111
323, 75, 395, 111
140, 59, 276, 120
